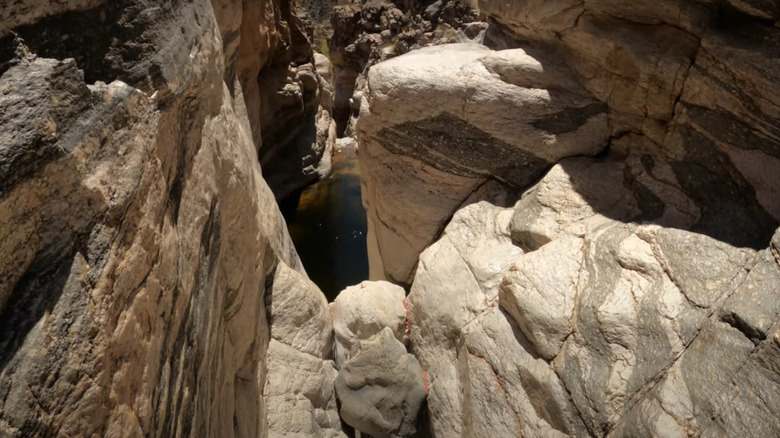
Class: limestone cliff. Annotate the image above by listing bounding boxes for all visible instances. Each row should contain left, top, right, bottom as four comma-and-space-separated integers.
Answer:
0, 0, 341, 436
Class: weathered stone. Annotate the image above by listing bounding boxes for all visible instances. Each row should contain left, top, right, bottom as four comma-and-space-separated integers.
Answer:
499, 236, 583, 360
334, 328, 426, 438
0, 1, 342, 436
331, 280, 407, 367
406, 156, 775, 436
266, 262, 333, 359
358, 43, 609, 284
264, 340, 345, 438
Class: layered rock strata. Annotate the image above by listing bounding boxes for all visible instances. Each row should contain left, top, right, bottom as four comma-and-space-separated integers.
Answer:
357, 43, 609, 284
359, 0, 780, 284
356, 1, 780, 436
329, 0, 483, 135
0, 0, 341, 436
477, 0, 780, 247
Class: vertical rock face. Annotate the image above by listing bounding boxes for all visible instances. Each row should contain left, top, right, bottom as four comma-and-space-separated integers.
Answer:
254, 5, 338, 200
0, 0, 341, 436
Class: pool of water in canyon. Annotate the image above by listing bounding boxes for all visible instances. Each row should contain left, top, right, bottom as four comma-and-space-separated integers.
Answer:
282, 144, 369, 301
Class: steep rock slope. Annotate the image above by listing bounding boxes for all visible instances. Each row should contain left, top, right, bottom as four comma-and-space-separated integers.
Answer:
0, 1, 341, 436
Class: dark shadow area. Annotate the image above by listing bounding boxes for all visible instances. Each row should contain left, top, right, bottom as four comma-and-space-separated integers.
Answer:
0, 250, 77, 373
281, 146, 369, 301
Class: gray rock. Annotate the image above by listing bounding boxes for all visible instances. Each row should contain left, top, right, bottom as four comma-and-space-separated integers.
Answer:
335, 328, 427, 438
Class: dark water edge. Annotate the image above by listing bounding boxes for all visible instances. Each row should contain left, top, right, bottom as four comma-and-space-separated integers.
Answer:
281, 146, 368, 301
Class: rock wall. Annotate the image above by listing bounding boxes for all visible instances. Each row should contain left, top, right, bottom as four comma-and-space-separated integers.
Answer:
359, 0, 780, 284
329, 0, 484, 135
356, 0, 780, 436
407, 166, 780, 436
0, 0, 341, 436
477, 0, 780, 247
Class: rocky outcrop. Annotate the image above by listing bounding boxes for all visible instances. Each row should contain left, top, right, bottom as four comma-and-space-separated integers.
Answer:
359, 0, 780, 282
252, 5, 338, 200
257, 49, 337, 200
0, 0, 341, 436
357, 43, 609, 284
329, 0, 483, 135
478, 0, 780, 247
407, 159, 780, 437
356, 1, 780, 436
264, 263, 344, 437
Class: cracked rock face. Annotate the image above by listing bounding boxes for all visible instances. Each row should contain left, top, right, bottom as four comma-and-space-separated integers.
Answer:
357, 43, 609, 285
357, 10, 780, 434
0, 0, 342, 436
478, 0, 780, 247
407, 159, 780, 437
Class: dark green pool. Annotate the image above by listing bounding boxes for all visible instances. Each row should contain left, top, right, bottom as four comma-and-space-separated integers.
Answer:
282, 145, 368, 301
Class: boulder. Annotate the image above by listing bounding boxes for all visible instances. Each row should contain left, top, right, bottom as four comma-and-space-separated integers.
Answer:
331, 280, 407, 367
334, 328, 427, 438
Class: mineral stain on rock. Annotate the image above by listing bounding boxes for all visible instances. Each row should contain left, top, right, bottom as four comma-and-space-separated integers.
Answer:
282, 142, 368, 301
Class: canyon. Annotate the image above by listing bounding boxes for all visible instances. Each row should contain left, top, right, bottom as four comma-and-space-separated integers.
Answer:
0, 0, 779, 437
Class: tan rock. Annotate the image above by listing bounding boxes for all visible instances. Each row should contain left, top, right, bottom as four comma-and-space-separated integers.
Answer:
0, 1, 342, 436
357, 43, 609, 284
331, 280, 406, 367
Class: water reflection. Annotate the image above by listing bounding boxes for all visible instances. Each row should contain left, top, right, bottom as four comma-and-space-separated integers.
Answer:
281, 144, 368, 301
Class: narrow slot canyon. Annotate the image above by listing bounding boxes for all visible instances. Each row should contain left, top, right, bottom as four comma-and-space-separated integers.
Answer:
1, 0, 780, 437
280, 140, 368, 301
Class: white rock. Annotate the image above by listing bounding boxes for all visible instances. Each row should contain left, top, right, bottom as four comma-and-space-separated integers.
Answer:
331, 281, 407, 367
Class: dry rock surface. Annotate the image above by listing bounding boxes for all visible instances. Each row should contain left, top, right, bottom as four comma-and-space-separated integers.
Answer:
334, 328, 426, 438
407, 161, 780, 437
329, 0, 484, 134
331, 280, 407, 367
358, 43, 609, 284
2, 0, 780, 437
356, 0, 780, 437
0, 0, 342, 436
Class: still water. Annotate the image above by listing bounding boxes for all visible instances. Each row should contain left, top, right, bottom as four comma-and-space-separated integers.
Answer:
282, 145, 369, 301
